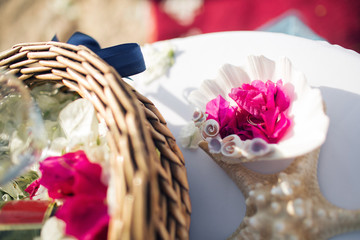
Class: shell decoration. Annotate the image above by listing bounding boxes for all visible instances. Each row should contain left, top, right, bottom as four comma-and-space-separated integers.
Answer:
181, 55, 330, 163
181, 56, 360, 239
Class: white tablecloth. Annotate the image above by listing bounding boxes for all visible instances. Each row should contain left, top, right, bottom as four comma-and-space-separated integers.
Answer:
133, 31, 360, 240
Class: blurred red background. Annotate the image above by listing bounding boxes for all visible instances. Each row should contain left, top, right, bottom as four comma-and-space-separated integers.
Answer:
0, 0, 359, 53
149, 0, 360, 52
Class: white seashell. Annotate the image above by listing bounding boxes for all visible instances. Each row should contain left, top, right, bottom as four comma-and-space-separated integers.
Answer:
201, 119, 220, 139
206, 137, 222, 154
187, 79, 221, 110
188, 64, 251, 109
187, 55, 329, 161
243, 138, 273, 159
192, 108, 206, 125
221, 134, 243, 158
217, 64, 251, 99
187, 89, 209, 111
246, 55, 276, 81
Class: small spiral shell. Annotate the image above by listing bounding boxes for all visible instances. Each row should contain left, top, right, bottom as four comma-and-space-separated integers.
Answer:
207, 137, 222, 154
244, 138, 273, 158
201, 119, 220, 139
221, 134, 243, 157
192, 109, 206, 124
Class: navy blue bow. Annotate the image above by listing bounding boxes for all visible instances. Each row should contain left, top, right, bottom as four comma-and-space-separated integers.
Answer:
52, 32, 146, 77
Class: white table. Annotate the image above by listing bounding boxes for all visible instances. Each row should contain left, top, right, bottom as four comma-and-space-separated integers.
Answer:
133, 31, 360, 240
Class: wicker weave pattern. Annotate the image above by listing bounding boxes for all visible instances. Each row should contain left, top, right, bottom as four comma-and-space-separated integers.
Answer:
0, 41, 191, 240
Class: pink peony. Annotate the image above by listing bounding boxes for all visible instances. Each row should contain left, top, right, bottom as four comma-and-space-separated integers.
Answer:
206, 80, 291, 143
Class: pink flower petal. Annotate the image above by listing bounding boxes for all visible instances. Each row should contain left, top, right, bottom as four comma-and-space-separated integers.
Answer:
25, 179, 40, 199
56, 195, 109, 240
73, 158, 107, 198
261, 107, 280, 135
274, 81, 291, 112
206, 95, 231, 124
207, 79, 292, 144
38, 154, 77, 199
206, 95, 238, 138
264, 80, 277, 110
271, 112, 291, 141
31, 151, 110, 240
229, 82, 267, 118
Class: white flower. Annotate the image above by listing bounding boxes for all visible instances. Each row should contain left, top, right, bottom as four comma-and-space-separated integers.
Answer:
30, 185, 49, 200
141, 42, 176, 83
179, 121, 202, 149
43, 98, 109, 165
59, 98, 98, 143
41, 217, 76, 240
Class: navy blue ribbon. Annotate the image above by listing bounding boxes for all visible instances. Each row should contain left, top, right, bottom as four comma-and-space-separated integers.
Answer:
52, 32, 146, 77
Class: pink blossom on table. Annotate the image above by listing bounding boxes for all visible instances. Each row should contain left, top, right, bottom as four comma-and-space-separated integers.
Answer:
205, 80, 292, 144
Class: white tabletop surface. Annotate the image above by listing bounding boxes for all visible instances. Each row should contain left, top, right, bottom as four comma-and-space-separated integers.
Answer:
133, 31, 360, 240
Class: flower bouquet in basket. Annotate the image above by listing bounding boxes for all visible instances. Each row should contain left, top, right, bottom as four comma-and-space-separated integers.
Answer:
181, 55, 360, 239
0, 33, 191, 240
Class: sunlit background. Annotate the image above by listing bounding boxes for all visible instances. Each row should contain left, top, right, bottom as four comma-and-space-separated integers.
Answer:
0, 0, 359, 52
0, 0, 150, 49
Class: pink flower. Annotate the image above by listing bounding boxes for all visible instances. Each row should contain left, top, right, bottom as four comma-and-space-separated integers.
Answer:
206, 96, 252, 139
25, 179, 40, 199
56, 195, 109, 240
206, 80, 291, 143
35, 152, 78, 199
26, 151, 109, 240
206, 96, 236, 136
71, 156, 107, 198
185, 56, 330, 161
229, 80, 290, 117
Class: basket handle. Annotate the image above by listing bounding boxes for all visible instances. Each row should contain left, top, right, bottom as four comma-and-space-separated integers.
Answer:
52, 32, 146, 77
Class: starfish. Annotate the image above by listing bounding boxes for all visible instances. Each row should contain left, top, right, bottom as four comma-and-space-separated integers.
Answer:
199, 141, 360, 240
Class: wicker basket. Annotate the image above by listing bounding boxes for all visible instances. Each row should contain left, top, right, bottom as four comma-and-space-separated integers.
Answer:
0, 41, 191, 240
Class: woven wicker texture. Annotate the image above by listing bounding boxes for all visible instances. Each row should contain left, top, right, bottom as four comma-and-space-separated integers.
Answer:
0, 41, 191, 240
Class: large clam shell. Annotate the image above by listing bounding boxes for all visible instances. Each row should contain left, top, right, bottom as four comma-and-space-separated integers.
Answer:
187, 55, 329, 161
